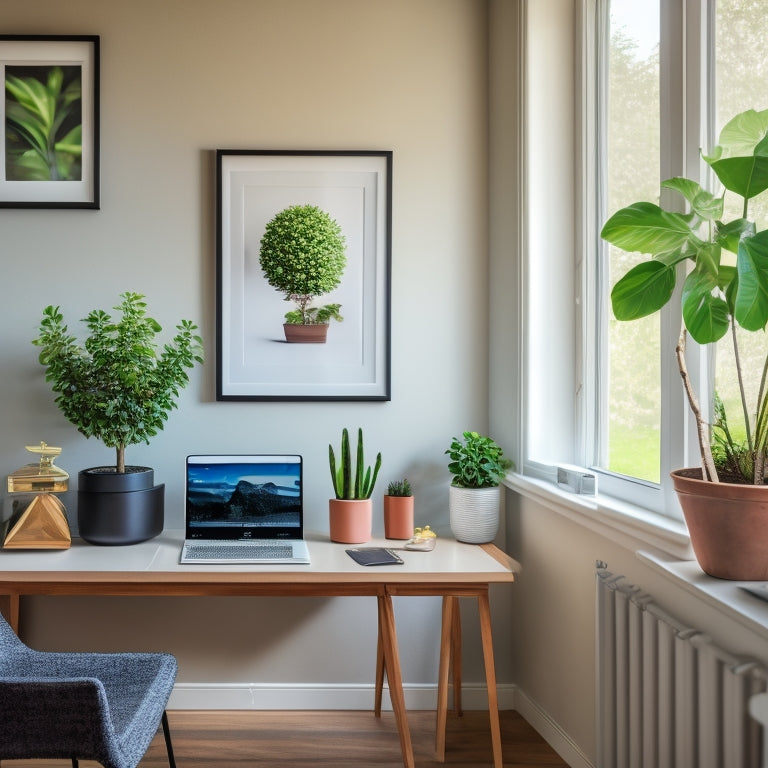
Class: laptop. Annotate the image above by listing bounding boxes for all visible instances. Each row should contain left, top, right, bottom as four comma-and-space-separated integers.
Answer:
179, 454, 311, 564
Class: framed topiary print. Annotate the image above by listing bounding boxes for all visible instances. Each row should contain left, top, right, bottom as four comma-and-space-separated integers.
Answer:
216, 149, 392, 401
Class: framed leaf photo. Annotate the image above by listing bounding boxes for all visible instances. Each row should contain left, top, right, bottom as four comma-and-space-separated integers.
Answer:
0, 35, 100, 208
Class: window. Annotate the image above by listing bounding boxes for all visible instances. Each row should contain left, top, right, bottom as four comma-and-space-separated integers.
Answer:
581, 0, 768, 517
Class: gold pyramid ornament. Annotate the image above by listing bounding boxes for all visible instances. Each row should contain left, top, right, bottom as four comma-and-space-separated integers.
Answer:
4, 442, 71, 549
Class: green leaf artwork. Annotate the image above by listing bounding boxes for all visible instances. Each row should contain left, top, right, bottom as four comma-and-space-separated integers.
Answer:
5, 65, 83, 181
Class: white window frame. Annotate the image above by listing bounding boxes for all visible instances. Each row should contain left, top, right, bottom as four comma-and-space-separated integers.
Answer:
522, 0, 715, 521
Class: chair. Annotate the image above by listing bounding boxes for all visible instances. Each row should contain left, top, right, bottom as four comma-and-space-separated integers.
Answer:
0, 611, 177, 768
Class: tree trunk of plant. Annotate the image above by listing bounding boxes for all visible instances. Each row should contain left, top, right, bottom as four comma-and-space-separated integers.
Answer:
116, 445, 126, 473
676, 329, 719, 482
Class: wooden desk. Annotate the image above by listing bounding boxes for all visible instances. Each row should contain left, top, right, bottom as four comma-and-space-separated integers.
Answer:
0, 530, 517, 768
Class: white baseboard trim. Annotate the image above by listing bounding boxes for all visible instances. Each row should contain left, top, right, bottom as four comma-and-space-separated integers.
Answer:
512, 686, 594, 768
169, 681, 516, 711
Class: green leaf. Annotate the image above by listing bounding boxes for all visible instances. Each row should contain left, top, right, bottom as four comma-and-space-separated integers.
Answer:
682, 266, 730, 344
704, 109, 768, 199
716, 218, 755, 254
709, 154, 768, 200
601, 202, 693, 255
611, 260, 677, 321
661, 177, 724, 220
735, 230, 768, 330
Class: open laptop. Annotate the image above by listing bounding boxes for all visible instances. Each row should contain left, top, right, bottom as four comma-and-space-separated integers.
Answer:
179, 454, 311, 564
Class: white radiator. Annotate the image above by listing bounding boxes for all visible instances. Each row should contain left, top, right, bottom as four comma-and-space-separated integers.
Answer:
596, 566, 768, 768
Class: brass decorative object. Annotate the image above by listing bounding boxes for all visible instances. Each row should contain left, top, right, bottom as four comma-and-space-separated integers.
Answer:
4, 442, 71, 549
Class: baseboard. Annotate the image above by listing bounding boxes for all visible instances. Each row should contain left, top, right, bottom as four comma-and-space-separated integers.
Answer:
512, 686, 594, 768
169, 681, 516, 711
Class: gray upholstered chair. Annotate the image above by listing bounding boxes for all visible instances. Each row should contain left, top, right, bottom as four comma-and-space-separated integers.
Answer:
0, 611, 177, 768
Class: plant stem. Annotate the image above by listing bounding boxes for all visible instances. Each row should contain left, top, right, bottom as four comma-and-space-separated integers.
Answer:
676, 329, 719, 481
731, 318, 754, 454
753, 352, 768, 482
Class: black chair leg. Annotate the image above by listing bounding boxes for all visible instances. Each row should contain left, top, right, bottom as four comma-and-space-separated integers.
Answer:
72, 759, 79, 768
162, 710, 177, 768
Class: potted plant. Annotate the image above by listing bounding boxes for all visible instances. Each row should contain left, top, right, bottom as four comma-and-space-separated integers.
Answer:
445, 431, 512, 544
259, 204, 346, 343
33, 292, 203, 545
328, 427, 381, 543
602, 107, 768, 579
383, 478, 414, 540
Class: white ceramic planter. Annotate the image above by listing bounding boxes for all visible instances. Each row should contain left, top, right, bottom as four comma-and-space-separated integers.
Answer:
449, 485, 500, 544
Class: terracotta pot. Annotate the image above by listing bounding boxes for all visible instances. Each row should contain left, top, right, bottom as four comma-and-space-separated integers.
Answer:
283, 323, 329, 343
329, 498, 372, 544
449, 485, 500, 544
672, 468, 768, 580
383, 496, 414, 539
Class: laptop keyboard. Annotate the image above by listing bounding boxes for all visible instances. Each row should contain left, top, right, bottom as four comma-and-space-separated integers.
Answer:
184, 543, 294, 560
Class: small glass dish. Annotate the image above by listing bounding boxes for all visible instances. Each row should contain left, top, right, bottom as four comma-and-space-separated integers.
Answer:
404, 526, 437, 551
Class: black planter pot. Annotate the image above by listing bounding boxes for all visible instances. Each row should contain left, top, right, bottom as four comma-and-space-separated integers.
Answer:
77, 466, 164, 545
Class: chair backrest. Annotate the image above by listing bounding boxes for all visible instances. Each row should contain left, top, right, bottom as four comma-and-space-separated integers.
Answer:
0, 611, 27, 655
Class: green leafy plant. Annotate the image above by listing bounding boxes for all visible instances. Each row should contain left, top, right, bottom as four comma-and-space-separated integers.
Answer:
284, 303, 343, 325
602, 108, 768, 484
446, 431, 512, 489
33, 292, 204, 474
259, 204, 347, 325
5, 66, 83, 181
329, 427, 382, 500
386, 478, 413, 497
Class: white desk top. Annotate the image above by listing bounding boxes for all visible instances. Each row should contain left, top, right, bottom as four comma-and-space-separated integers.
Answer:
0, 530, 519, 587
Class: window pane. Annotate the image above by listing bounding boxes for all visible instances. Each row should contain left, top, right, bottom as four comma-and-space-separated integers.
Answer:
603, 0, 661, 483
714, 0, 768, 461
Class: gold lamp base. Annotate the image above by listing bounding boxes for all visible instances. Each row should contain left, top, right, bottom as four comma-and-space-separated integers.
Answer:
3, 493, 71, 549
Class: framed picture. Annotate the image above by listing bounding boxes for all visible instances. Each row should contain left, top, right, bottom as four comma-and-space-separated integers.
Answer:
0, 35, 99, 208
216, 150, 392, 401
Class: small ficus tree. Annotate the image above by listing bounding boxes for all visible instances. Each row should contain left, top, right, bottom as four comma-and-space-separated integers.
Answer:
259, 204, 347, 325
33, 292, 204, 473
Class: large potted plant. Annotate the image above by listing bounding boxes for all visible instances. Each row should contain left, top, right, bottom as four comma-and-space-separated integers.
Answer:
259, 204, 346, 343
328, 427, 381, 543
602, 108, 768, 579
33, 292, 203, 545
446, 431, 512, 544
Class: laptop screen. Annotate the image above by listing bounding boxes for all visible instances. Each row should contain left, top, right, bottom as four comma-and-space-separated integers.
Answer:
185, 454, 303, 541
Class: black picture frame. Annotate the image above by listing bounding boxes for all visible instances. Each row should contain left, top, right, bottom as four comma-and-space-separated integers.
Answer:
216, 150, 392, 401
0, 35, 100, 209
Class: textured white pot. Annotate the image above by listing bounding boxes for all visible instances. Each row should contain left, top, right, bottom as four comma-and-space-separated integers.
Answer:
449, 485, 501, 544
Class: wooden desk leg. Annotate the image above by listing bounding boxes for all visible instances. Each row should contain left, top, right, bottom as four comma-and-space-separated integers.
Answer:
451, 599, 463, 715
375, 613, 385, 717
435, 595, 455, 762
377, 595, 415, 768
0, 593, 20, 633
478, 591, 503, 768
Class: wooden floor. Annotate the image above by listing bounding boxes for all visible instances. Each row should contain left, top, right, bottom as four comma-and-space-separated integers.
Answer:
3, 710, 569, 768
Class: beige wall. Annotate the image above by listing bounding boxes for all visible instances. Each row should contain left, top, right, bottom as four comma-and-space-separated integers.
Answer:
0, 0, 510, 708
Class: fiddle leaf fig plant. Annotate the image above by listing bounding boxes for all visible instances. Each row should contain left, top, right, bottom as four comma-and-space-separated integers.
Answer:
259, 204, 347, 325
33, 292, 204, 474
602, 108, 768, 484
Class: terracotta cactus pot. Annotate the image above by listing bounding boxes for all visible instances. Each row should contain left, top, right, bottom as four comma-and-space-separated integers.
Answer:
329, 498, 372, 544
383, 496, 414, 539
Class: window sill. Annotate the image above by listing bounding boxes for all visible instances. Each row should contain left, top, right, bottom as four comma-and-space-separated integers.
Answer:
503, 472, 694, 561
638, 550, 768, 639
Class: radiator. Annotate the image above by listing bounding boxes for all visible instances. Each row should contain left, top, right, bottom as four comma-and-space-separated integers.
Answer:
596, 566, 768, 768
